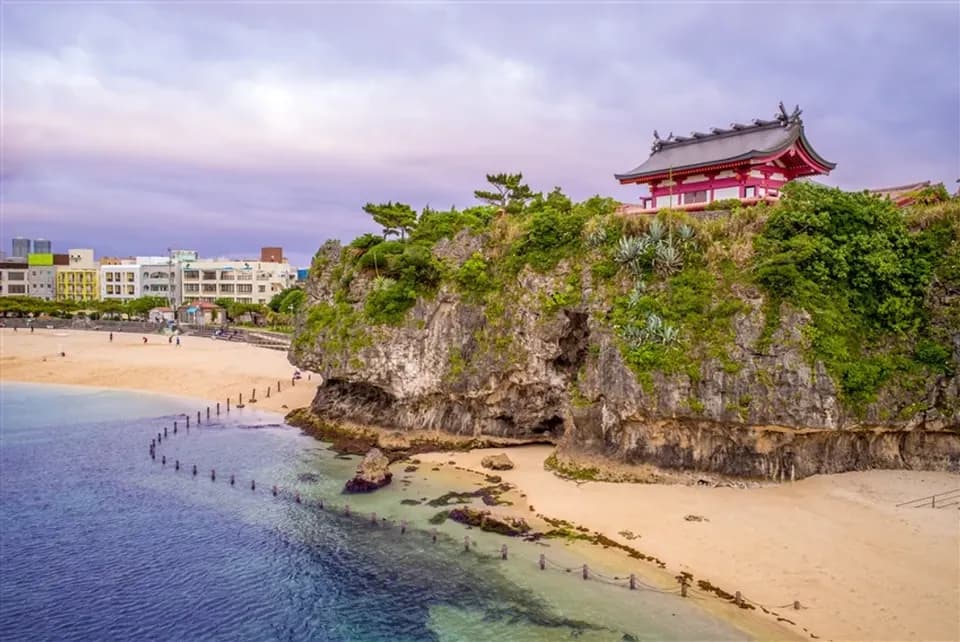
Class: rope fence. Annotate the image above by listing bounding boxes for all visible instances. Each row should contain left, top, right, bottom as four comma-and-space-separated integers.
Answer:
146, 403, 811, 622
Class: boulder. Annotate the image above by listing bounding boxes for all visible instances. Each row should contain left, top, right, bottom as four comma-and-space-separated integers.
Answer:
344, 448, 393, 493
481, 453, 514, 471
447, 507, 530, 536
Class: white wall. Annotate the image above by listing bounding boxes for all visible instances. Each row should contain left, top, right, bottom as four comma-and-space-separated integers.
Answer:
714, 187, 740, 200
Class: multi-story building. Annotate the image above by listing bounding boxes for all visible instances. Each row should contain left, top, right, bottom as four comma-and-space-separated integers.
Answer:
34, 239, 52, 254
27, 253, 56, 300
100, 256, 176, 302
179, 248, 297, 306
0, 260, 29, 296
11, 238, 31, 259
55, 249, 98, 301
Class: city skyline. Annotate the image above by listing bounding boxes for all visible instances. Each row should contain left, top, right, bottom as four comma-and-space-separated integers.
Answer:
4, 2, 958, 267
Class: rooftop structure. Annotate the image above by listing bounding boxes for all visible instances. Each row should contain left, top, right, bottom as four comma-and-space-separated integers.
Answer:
616, 103, 836, 212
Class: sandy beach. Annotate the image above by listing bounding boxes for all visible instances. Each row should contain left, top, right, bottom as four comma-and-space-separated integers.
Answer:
2, 328, 958, 641
421, 448, 960, 642
0, 328, 318, 414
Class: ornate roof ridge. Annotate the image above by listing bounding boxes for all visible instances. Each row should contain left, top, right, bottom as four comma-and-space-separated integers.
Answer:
651, 102, 803, 153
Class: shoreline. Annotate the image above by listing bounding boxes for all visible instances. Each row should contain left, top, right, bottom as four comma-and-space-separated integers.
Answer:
3, 328, 957, 641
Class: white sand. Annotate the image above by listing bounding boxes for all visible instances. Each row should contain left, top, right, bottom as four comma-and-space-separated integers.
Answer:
0, 328, 318, 413
421, 447, 960, 642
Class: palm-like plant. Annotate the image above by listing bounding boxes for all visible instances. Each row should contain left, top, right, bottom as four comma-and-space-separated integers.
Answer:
677, 224, 695, 242
585, 226, 608, 248
627, 281, 646, 308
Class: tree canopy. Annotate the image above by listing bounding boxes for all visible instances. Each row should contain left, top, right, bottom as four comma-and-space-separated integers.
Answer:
363, 201, 418, 240
474, 172, 535, 213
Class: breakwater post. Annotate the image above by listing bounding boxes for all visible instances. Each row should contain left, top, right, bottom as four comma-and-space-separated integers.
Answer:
371, 512, 377, 525
679, 576, 689, 597
400, 520, 407, 534
735, 591, 743, 607
266, 387, 270, 399
164, 427, 168, 437
197, 410, 201, 425
344, 504, 351, 517
463, 536, 470, 552
629, 574, 636, 590
227, 398, 230, 412
500, 545, 508, 560
207, 407, 210, 421
211, 469, 216, 481
295, 493, 301, 504
230, 474, 235, 486
186, 415, 190, 428
237, 393, 244, 409
217, 402, 220, 416
272, 485, 278, 497
174, 421, 178, 432
175, 460, 180, 471
251, 388, 256, 403
582, 565, 589, 580
539, 554, 545, 570
162, 455, 166, 466
192, 464, 197, 476
251, 480, 256, 491
277, 381, 281, 393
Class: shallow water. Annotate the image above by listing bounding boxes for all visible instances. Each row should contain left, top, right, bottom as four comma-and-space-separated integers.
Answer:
0, 383, 746, 641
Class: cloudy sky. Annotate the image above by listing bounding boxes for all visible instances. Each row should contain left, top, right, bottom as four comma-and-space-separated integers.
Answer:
3, 2, 958, 267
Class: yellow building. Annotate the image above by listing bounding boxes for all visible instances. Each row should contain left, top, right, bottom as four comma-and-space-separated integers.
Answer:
55, 248, 99, 301
56, 269, 99, 301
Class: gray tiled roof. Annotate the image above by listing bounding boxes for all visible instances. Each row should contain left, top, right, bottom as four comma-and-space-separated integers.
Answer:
615, 108, 835, 181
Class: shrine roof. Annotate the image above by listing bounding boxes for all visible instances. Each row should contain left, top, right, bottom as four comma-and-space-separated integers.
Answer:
615, 103, 836, 182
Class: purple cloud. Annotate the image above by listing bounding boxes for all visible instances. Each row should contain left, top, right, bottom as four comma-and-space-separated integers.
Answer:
3, 2, 958, 266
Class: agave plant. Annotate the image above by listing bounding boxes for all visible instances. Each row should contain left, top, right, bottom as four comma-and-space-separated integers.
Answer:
585, 226, 608, 248
677, 223, 695, 242
654, 241, 684, 276
660, 324, 680, 345
614, 235, 649, 265
627, 281, 646, 308
621, 323, 646, 347
645, 312, 664, 336
646, 218, 666, 244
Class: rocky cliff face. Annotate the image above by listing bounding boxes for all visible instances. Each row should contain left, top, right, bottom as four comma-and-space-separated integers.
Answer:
291, 232, 960, 481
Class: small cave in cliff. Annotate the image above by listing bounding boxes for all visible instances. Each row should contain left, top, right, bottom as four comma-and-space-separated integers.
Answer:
553, 310, 590, 374
531, 414, 564, 438
313, 378, 397, 420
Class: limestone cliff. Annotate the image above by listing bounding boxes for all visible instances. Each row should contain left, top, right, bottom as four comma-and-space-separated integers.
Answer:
290, 188, 960, 480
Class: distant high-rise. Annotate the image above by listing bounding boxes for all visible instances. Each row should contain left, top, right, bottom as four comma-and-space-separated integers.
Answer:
12, 238, 31, 258
34, 239, 51, 254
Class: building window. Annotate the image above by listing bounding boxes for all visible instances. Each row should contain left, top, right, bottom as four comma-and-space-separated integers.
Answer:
219, 284, 235, 293
220, 272, 235, 280
185, 284, 199, 293
202, 271, 217, 281
8, 272, 25, 281
183, 270, 199, 280
237, 284, 253, 294
744, 186, 757, 198
202, 284, 218, 293
682, 190, 708, 205
8, 284, 26, 294
258, 285, 266, 293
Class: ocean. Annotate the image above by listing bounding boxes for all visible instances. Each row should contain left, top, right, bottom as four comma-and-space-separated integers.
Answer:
0, 382, 746, 641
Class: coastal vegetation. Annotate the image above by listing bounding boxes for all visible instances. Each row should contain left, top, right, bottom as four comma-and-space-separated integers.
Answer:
294, 173, 958, 419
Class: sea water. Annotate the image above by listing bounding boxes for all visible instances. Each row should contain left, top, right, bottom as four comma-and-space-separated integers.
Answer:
0, 383, 747, 641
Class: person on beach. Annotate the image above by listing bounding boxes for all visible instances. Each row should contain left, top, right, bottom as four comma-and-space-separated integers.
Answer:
176, 336, 181, 347
168, 335, 173, 344
109, 332, 113, 342
142, 336, 148, 344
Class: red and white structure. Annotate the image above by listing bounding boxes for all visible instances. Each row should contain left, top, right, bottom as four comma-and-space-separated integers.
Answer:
615, 103, 835, 212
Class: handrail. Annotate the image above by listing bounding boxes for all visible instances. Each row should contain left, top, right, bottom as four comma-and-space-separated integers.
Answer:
896, 488, 960, 508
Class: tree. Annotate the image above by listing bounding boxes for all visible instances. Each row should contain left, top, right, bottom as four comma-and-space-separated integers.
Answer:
474, 172, 535, 213
363, 201, 418, 240
124, 296, 167, 318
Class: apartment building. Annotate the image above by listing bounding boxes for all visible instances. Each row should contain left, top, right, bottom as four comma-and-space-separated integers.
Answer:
180, 248, 296, 305
27, 253, 56, 300
0, 260, 29, 296
100, 256, 175, 303
56, 249, 98, 301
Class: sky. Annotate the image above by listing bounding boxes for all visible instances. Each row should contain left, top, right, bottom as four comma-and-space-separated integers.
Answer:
2, 1, 958, 268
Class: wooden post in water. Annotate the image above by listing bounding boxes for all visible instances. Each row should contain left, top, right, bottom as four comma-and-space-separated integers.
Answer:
500, 545, 508, 560
582, 564, 589, 580
251, 388, 256, 402
371, 512, 377, 525
735, 591, 743, 607
207, 407, 210, 420
295, 493, 301, 504
230, 474, 235, 486
400, 520, 407, 534
431, 529, 437, 543
162, 455, 166, 466
344, 504, 351, 517
319, 499, 324, 510
793, 600, 800, 610
277, 380, 281, 393
164, 427, 168, 437
227, 398, 230, 412
629, 574, 636, 590
175, 460, 180, 471
680, 576, 688, 598
266, 387, 270, 398
174, 421, 178, 431
197, 410, 201, 425
211, 469, 216, 481
463, 536, 470, 552
186, 415, 190, 428
251, 480, 256, 491
237, 393, 244, 409
192, 464, 197, 476
539, 554, 545, 570
217, 402, 220, 416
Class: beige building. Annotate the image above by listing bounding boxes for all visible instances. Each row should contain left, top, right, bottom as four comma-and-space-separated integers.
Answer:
56, 249, 98, 301
179, 249, 297, 306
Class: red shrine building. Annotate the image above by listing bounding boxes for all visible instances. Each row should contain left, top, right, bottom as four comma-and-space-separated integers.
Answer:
615, 103, 836, 212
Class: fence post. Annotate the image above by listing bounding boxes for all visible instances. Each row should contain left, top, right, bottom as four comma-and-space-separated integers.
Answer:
582, 564, 589, 580
500, 544, 508, 560
278, 380, 281, 392
629, 573, 636, 590
186, 415, 190, 428
227, 398, 230, 412
735, 591, 743, 607
197, 410, 201, 425
207, 407, 210, 420
238, 393, 244, 408
251, 388, 256, 402
539, 554, 545, 570
217, 402, 221, 416
266, 387, 270, 398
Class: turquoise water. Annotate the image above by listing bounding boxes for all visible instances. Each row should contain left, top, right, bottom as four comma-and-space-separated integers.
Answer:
0, 383, 747, 641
